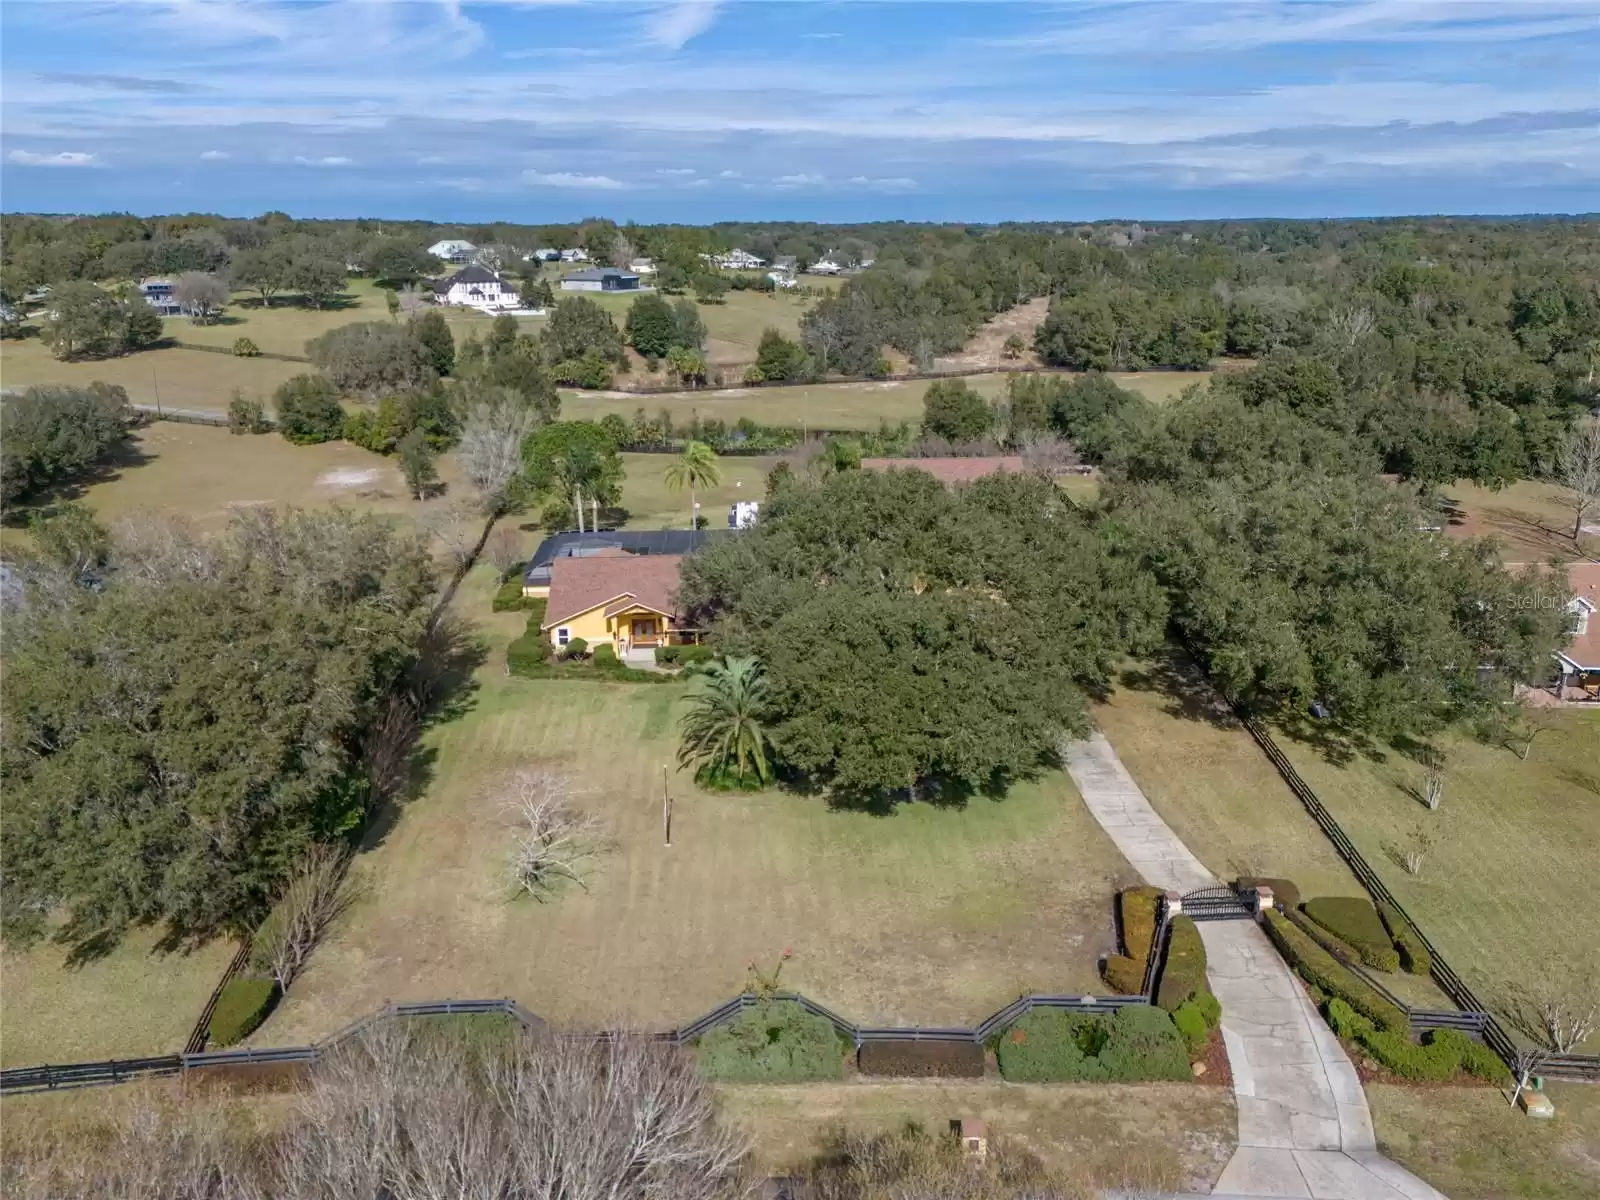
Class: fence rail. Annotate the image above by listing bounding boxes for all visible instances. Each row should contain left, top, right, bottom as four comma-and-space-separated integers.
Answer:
1233, 711, 1600, 1081
132, 403, 233, 427
184, 940, 252, 1054
2, 988, 1152, 1095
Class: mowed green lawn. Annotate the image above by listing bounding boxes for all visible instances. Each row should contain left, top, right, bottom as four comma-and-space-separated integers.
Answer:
1278, 713, 1600, 1017
616, 452, 779, 529
1, 338, 307, 413
264, 568, 1136, 1044
1, 929, 237, 1067
1439, 477, 1600, 563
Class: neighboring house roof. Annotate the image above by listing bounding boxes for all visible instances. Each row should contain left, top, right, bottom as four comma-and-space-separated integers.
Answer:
542, 554, 686, 629
432, 265, 513, 294
563, 267, 638, 283
523, 529, 727, 589
1557, 562, 1600, 670
860, 456, 1028, 484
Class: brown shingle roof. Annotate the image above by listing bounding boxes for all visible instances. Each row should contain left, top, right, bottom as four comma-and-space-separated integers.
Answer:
541, 554, 684, 630
860, 456, 1027, 484
1559, 562, 1600, 669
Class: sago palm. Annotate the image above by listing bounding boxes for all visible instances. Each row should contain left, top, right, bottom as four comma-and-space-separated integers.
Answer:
663, 439, 722, 529
678, 656, 773, 787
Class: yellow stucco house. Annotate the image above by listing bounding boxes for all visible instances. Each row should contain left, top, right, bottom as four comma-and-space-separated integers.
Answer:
540, 551, 701, 656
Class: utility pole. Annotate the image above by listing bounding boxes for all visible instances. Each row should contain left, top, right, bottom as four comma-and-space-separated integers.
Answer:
591, 495, 599, 531
575, 483, 584, 533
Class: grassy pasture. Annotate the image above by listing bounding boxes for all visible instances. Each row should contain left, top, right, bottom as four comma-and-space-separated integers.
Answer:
1370, 1081, 1600, 1200
0, 930, 237, 1067
0, 339, 306, 413
1438, 477, 1599, 563
722, 1081, 1235, 1193
615, 451, 779, 529
263, 566, 1136, 1044
3, 421, 457, 537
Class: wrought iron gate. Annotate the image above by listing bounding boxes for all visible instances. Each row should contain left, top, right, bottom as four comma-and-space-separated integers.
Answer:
1181, 885, 1255, 922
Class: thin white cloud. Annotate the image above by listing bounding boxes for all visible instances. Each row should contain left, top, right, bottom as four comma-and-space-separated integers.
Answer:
644, 0, 720, 50
7, 149, 101, 168
523, 170, 628, 189
199, 149, 230, 160
774, 172, 826, 186
850, 175, 918, 191
293, 154, 353, 166
656, 166, 698, 175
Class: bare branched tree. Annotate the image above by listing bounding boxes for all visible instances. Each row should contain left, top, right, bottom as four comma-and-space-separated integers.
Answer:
1330, 304, 1375, 347
420, 499, 484, 573
459, 396, 537, 516
397, 284, 428, 316
500, 767, 610, 900
254, 843, 361, 993
1558, 417, 1600, 541
484, 525, 523, 583
1400, 824, 1436, 877
109, 514, 220, 587
1017, 431, 1082, 477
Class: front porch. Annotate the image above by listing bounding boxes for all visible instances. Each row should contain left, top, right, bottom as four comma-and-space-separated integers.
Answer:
604, 603, 705, 657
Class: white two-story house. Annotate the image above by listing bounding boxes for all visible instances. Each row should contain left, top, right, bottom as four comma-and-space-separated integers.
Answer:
430, 265, 521, 311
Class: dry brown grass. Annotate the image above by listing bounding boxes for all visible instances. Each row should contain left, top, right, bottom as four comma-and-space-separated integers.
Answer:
718, 1080, 1236, 1193
1369, 1081, 1600, 1200
933, 298, 1052, 372
263, 568, 1136, 1045
0, 340, 308, 413
1438, 478, 1600, 563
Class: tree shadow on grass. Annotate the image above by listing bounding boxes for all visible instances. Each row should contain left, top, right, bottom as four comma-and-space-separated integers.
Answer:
818, 767, 1017, 817
1114, 646, 1238, 731
0, 437, 157, 527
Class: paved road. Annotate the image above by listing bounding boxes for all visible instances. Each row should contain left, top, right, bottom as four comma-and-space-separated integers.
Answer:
1064, 732, 1447, 1200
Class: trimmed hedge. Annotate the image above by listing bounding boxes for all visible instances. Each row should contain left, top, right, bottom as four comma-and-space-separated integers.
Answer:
696, 1000, 845, 1082
209, 977, 278, 1047
995, 1005, 1190, 1083
1236, 876, 1301, 912
1288, 907, 1365, 966
656, 644, 716, 667
1172, 1002, 1209, 1055
1102, 885, 1163, 993
1263, 909, 1407, 1034
1378, 901, 1432, 976
507, 631, 553, 676
858, 1039, 985, 1078
1155, 915, 1208, 1011
492, 574, 536, 612
1302, 897, 1400, 972
594, 643, 618, 666
1327, 1000, 1509, 1085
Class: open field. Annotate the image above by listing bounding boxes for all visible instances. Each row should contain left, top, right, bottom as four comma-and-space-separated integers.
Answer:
721, 1081, 1235, 1192
1439, 478, 1600, 563
1278, 712, 1600, 1018
933, 296, 1050, 373
0, 339, 306, 412
0, 929, 237, 1067
563, 369, 1207, 431
1092, 651, 1368, 902
1371, 1081, 1600, 1200
263, 568, 1136, 1044
1, 421, 458, 537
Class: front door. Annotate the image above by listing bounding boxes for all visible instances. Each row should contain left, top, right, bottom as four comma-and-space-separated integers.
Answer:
631, 618, 658, 645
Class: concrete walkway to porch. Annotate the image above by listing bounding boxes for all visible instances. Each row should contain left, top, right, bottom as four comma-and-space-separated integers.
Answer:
1063, 732, 1447, 1200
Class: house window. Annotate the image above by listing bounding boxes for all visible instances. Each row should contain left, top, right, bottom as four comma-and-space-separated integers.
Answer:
557, 628, 570, 645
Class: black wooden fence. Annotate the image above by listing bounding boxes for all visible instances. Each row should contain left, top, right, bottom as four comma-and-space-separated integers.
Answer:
1236, 713, 1600, 1083
0, 990, 1149, 1095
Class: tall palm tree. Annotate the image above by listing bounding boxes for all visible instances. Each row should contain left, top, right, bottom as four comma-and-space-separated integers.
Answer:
664, 439, 722, 530
678, 656, 773, 788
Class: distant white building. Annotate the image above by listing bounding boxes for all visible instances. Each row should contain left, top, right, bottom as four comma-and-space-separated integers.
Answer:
767, 255, 798, 288
529, 248, 562, 262
559, 248, 590, 263
715, 248, 766, 270
629, 257, 657, 275
729, 500, 760, 529
560, 267, 641, 293
428, 239, 477, 263
138, 278, 184, 316
809, 255, 843, 275
430, 264, 521, 311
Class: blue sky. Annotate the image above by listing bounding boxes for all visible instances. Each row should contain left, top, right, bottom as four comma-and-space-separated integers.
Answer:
2, 1, 1597, 222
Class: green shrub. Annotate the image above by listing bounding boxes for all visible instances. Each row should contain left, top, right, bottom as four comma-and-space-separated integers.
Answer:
1289, 908, 1364, 965
857, 1040, 985, 1078
1263, 909, 1407, 1033
507, 633, 553, 676
209, 977, 277, 1047
658, 644, 715, 668
1193, 990, 1222, 1030
1302, 897, 1400, 972
1236, 876, 1301, 912
562, 636, 588, 659
996, 1005, 1190, 1082
227, 392, 269, 435
1102, 954, 1145, 995
696, 1000, 844, 1082
1155, 915, 1208, 1011
593, 644, 618, 666
1377, 902, 1432, 976
492, 573, 530, 612
1327, 1000, 1507, 1084
232, 336, 261, 357
1172, 1000, 1209, 1055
